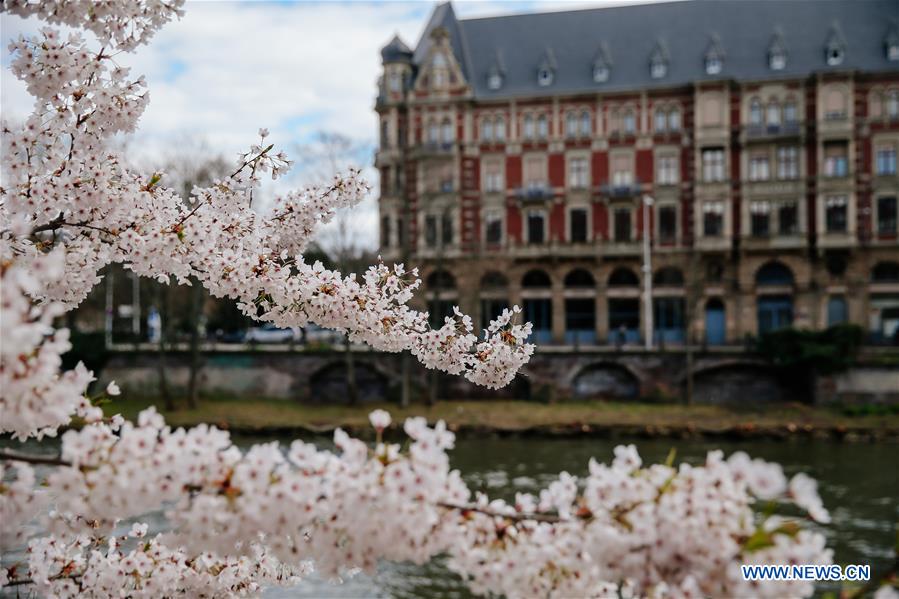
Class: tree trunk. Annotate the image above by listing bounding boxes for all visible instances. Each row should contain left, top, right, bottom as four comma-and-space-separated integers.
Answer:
427, 369, 437, 407
344, 335, 358, 405
186, 277, 203, 410
400, 352, 410, 408
156, 284, 174, 411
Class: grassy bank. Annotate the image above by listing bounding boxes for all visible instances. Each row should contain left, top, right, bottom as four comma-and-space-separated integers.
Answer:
102, 396, 899, 440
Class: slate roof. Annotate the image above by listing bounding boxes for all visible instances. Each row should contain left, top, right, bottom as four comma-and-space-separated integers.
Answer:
403, 0, 899, 99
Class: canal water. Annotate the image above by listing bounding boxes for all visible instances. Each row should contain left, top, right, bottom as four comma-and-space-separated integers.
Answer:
264, 435, 898, 598
2, 435, 896, 598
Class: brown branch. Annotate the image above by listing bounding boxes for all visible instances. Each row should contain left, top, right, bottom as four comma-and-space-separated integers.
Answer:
3, 573, 81, 588
0, 449, 71, 467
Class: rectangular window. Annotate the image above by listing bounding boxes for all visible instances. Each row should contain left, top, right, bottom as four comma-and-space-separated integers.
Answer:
659, 205, 677, 244
878, 196, 898, 234
876, 146, 897, 175
611, 154, 633, 186
777, 147, 799, 180
825, 195, 847, 233
441, 213, 453, 245
424, 215, 438, 247
527, 212, 545, 244
484, 160, 504, 192
824, 142, 848, 177
524, 155, 547, 189
749, 154, 770, 181
657, 155, 678, 185
381, 215, 391, 247
750, 201, 770, 237
569, 157, 589, 189
570, 208, 588, 243
703, 201, 724, 237
485, 211, 503, 245
702, 148, 725, 182
396, 217, 405, 248
778, 201, 798, 235
614, 207, 631, 242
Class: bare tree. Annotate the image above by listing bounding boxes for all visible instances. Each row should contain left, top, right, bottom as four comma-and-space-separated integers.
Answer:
295, 132, 373, 405
158, 138, 230, 409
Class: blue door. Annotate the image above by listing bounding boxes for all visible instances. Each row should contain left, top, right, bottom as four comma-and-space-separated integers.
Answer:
827, 296, 847, 326
524, 298, 553, 344
705, 299, 726, 345
757, 296, 793, 335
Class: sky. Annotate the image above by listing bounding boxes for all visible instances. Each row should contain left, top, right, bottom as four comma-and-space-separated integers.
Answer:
0, 0, 656, 252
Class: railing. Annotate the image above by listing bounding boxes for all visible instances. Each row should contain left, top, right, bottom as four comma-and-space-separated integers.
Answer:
745, 122, 801, 139
599, 181, 643, 198
515, 185, 553, 203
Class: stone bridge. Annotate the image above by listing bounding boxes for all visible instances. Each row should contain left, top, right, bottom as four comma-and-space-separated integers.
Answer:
100, 345, 899, 405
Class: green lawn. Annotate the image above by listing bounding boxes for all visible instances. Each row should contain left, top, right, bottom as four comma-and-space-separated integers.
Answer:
103, 396, 899, 438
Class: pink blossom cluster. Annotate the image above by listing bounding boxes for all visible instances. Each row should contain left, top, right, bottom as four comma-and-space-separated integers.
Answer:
2, 410, 833, 597
0, 1, 839, 596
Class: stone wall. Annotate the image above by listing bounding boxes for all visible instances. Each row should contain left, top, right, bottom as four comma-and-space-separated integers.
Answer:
98, 347, 899, 405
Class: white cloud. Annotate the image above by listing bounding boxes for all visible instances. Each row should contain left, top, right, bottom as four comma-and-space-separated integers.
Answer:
1, 0, 658, 251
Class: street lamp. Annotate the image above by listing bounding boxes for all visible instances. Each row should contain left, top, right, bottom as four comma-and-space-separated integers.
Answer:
642, 195, 654, 350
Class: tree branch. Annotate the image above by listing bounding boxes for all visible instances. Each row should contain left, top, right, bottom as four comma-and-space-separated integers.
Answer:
438, 502, 564, 523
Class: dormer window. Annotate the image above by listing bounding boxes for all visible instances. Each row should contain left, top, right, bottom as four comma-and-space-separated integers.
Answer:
487, 49, 505, 91
889, 44, 899, 62
887, 24, 899, 61
769, 51, 786, 71
592, 42, 612, 84
593, 65, 609, 82
537, 68, 553, 87
650, 60, 667, 79
826, 46, 844, 66
825, 22, 846, 66
488, 73, 503, 90
704, 34, 725, 76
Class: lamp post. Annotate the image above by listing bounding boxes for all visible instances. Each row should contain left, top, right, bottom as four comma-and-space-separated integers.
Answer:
642, 195, 654, 350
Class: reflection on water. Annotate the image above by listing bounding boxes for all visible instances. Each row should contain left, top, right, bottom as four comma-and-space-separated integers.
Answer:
268, 436, 898, 598
3, 435, 896, 598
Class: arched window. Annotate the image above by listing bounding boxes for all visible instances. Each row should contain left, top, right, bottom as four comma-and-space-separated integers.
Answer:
565, 112, 577, 138
441, 118, 453, 143
427, 119, 439, 143
653, 267, 684, 286
623, 109, 636, 134
825, 87, 847, 120
580, 111, 591, 136
537, 114, 548, 139
654, 108, 667, 132
495, 116, 506, 140
480, 271, 509, 289
871, 261, 899, 283
522, 269, 552, 288
482, 117, 494, 142
608, 267, 640, 287
767, 101, 781, 126
523, 114, 535, 139
668, 107, 681, 131
886, 90, 899, 119
756, 261, 794, 286
427, 269, 456, 290
784, 98, 798, 123
564, 269, 596, 288
750, 98, 763, 126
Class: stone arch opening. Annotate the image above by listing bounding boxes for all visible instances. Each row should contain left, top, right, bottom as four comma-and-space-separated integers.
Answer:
309, 362, 388, 404
572, 362, 640, 399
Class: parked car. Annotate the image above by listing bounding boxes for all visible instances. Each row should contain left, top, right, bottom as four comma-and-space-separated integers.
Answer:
302, 324, 344, 346
244, 323, 299, 344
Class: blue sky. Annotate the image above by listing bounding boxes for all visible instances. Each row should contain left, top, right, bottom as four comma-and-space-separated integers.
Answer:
1, 0, 653, 250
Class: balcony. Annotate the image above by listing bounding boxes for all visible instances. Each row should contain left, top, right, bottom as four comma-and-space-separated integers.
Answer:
600, 180, 643, 199
412, 141, 455, 158
515, 184, 553, 204
743, 122, 802, 142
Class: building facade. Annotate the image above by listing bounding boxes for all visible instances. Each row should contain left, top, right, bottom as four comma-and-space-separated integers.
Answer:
375, 1, 899, 346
